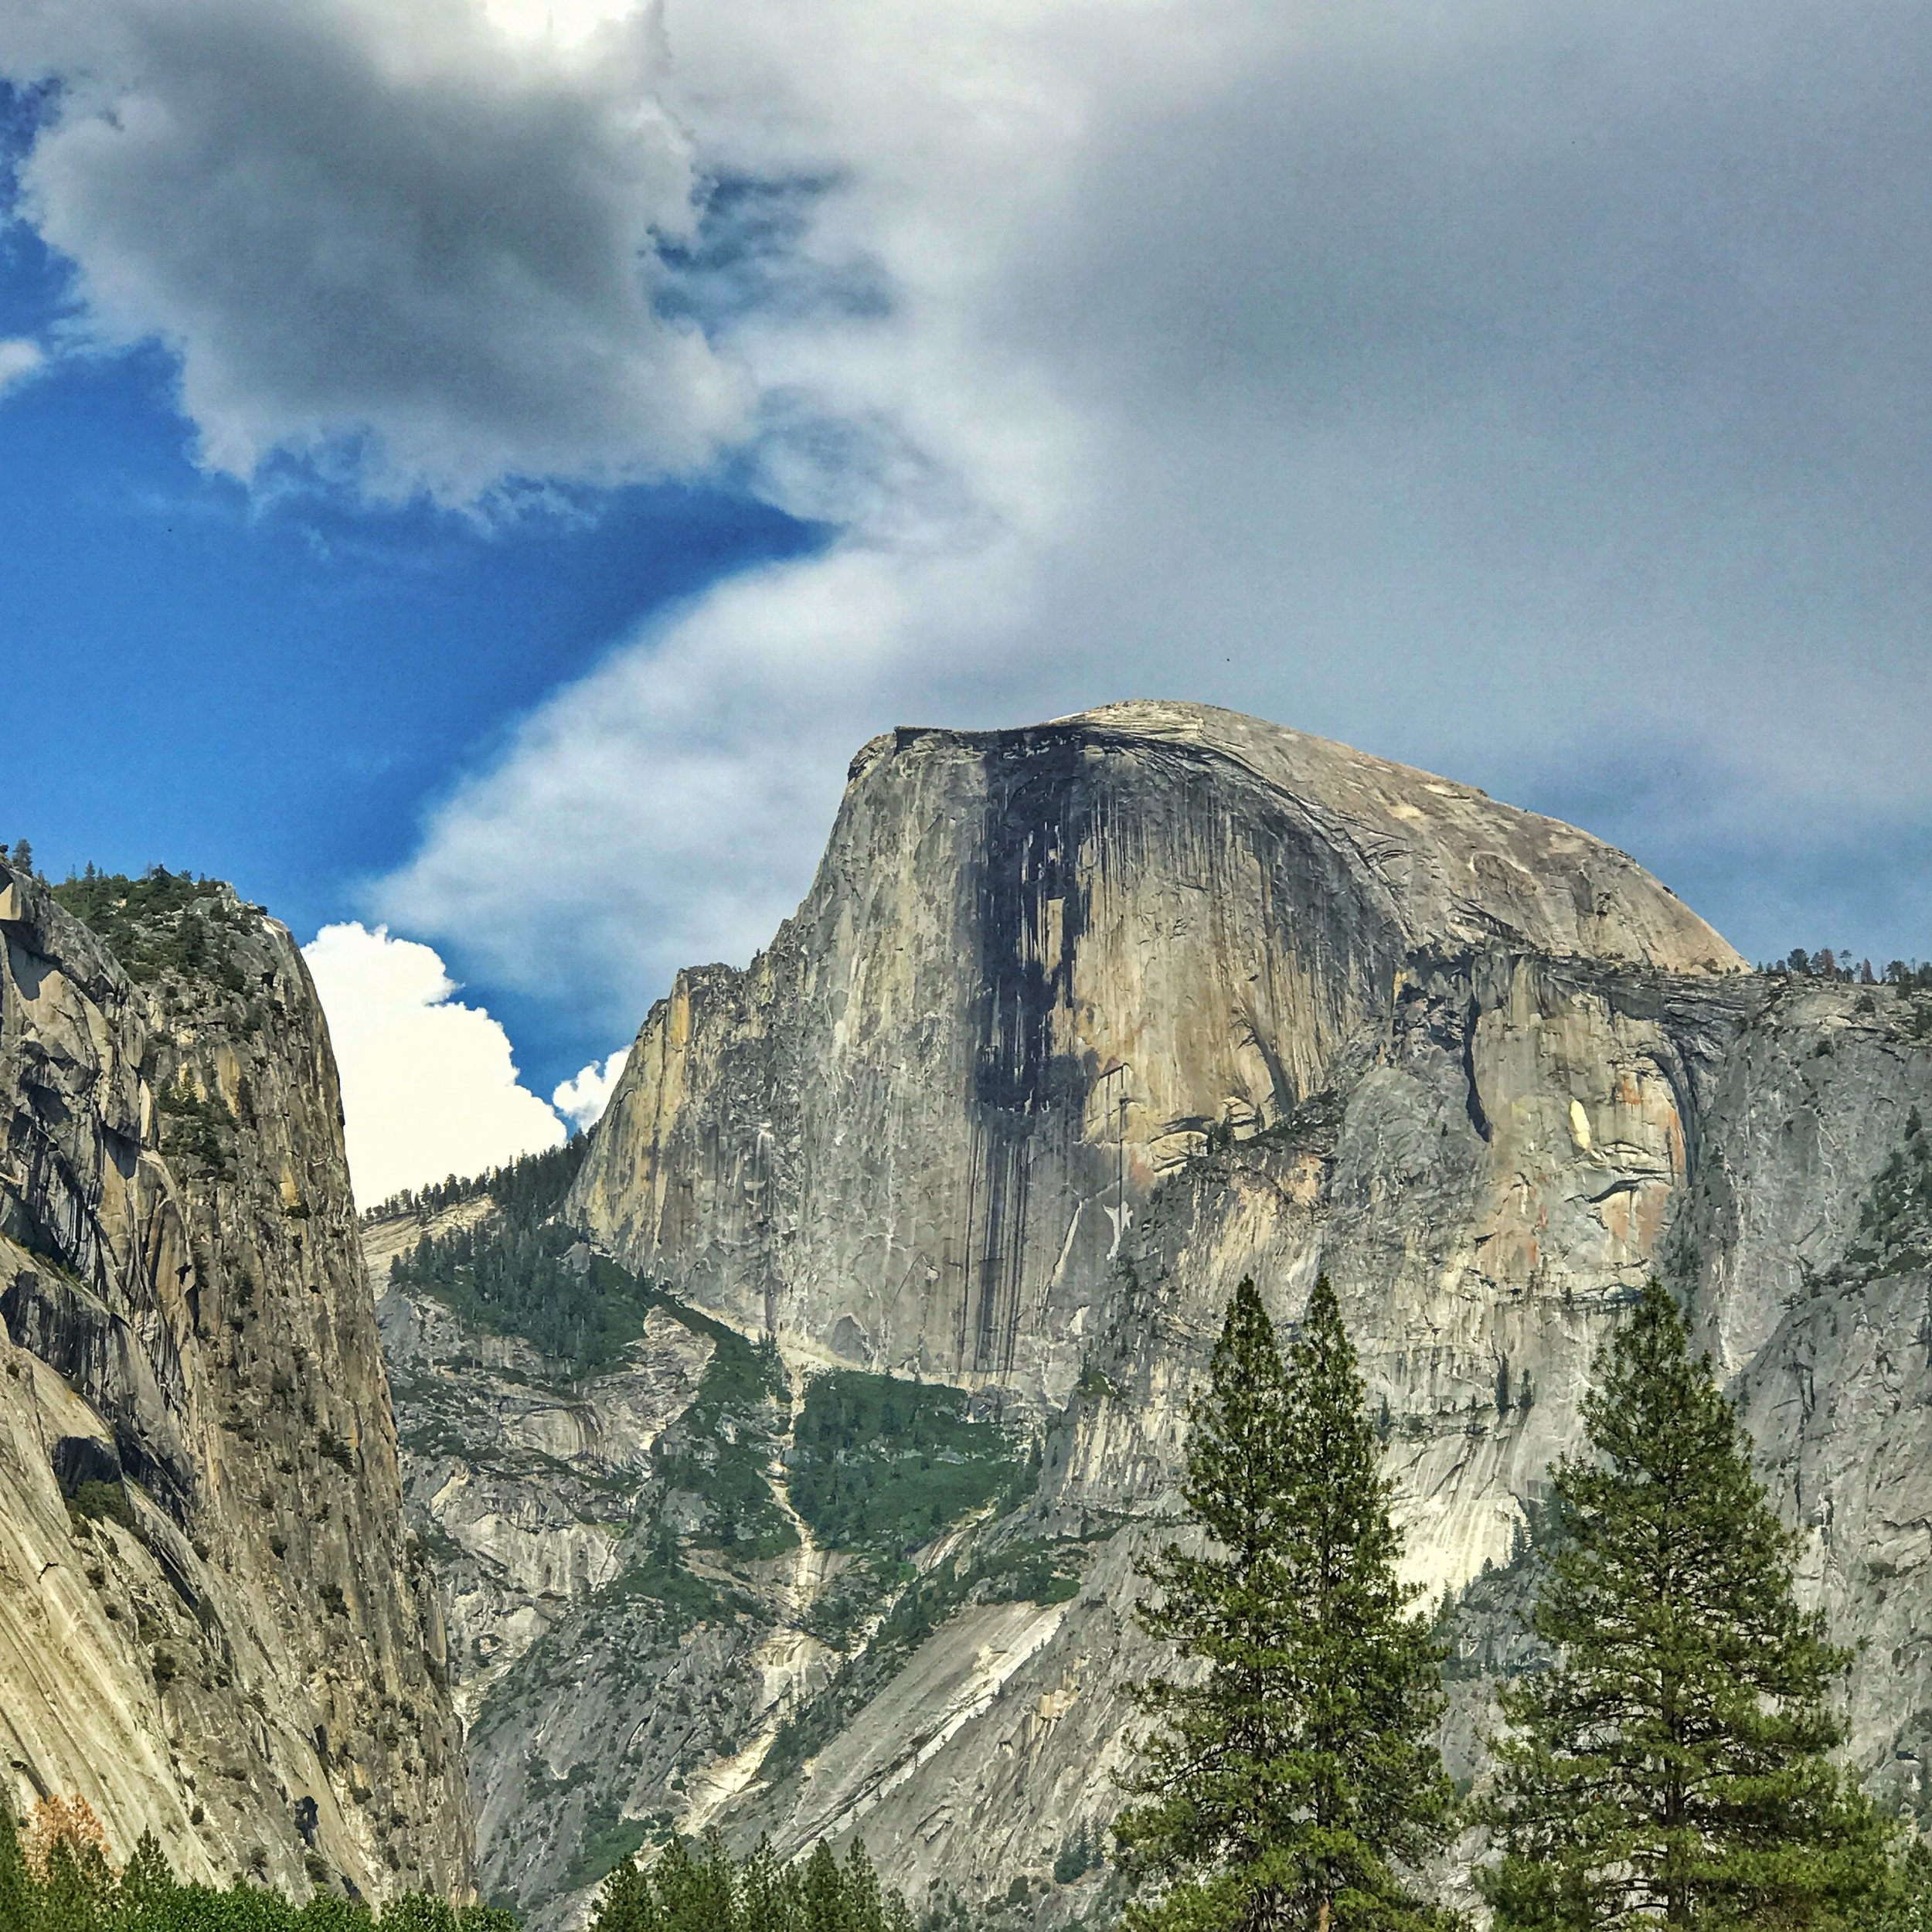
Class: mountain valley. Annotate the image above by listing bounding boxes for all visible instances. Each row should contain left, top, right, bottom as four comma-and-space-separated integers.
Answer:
9, 702, 1932, 1927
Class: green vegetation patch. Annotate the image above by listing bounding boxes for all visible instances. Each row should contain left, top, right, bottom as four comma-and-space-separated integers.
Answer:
788, 1371, 1026, 1553
386, 1142, 658, 1377
979, 1537, 1081, 1607
587, 1832, 917, 1932
156, 1070, 237, 1179
392, 1224, 655, 1378
655, 1332, 797, 1558
51, 866, 253, 989
66, 1478, 137, 1532
561, 1807, 649, 1896
604, 1532, 757, 1632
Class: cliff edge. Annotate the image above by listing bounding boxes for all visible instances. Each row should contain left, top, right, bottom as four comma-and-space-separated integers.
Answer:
0, 862, 470, 1900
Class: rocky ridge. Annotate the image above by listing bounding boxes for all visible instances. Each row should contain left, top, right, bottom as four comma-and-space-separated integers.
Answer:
0, 862, 470, 1901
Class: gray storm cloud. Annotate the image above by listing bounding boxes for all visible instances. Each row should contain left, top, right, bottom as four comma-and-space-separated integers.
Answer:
382, 0, 1932, 1020
0, 0, 748, 500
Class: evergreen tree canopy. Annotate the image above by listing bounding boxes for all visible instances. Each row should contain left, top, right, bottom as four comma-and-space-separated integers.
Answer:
0, 1795, 515, 1932
584, 1832, 914, 1932
0, 1807, 31, 1932
1115, 1274, 1458, 1932
382, 1138, 663, 1377
1481, 1280, 1889, 1930
1880, 1839, 1932, 1932
0, 1795, 917, 1932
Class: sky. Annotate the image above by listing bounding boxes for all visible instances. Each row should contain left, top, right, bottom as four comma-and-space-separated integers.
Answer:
3, 0, 1930, 1203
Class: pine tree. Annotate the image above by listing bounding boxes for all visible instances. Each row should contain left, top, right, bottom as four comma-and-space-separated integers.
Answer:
1481, 1279, 1891, 1930
839, 1846, 882, 1932
737, 1839, 796, 1932
799, 1844, 847, 1932
37, 1836, 109, 1932
590, 1856, 665, 1932
653, 1836, 736, 1932
114, 1830, 175, 1919
376, 1898, 461, 1932
1882, 1841, 1932, 1932
1115, 1275, 1458, 1932
584, 1835, 913, 1932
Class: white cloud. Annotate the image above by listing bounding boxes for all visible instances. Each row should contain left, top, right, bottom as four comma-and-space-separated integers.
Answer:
303, 920, 564, 1205
553, 1047, 631, 1130
376, 539, 1037, 1023
0, 0, 747, 502
0, 340, 43, 393
375, 0, 1932, 1007
9, 0, 1931, 1000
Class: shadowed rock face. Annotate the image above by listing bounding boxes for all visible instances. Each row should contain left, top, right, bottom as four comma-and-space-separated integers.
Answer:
542, 706, 1932, 1917
0, 863, 470, 1901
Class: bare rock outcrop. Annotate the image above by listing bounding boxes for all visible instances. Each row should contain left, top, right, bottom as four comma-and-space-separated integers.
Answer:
0, 862, 470, 1900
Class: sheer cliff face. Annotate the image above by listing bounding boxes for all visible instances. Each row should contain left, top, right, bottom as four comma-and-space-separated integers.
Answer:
557, 703, 1932, 1912
574, 700, 1737, 1412
0, 865, 470, 1900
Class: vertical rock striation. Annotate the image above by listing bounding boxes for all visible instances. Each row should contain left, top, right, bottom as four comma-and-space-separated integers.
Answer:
0, 862, 470, 1900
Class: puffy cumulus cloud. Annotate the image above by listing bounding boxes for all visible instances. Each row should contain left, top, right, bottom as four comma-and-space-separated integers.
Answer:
303, 920, 564, 1205
552, 1046, 631, 1130
0, 340, 43, 393
0, 0, 747, 502
379, 0, 1932, 1017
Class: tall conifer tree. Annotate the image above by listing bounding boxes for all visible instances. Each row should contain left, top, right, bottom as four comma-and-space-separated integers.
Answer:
1116, 1275, 1458, 1932
1482, 1280, 1889, 1930
592, 1855, 665, 1932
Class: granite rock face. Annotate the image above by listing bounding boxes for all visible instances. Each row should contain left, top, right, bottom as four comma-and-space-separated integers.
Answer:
539, 705, 1932, 1913
0, 862, 470, 1900
574, 702, 1736, 1417
368, 1202, 715, 1727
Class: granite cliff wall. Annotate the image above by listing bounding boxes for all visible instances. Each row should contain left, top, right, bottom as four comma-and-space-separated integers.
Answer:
0, 862, 471, 1900
539, 705, 1932, 1915
574, 702, 1734, 1413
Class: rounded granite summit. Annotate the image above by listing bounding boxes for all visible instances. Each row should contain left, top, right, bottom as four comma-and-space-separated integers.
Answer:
1044, 699, 1743, 975
580, 697, 1745, 1410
